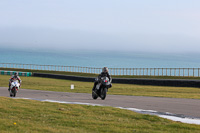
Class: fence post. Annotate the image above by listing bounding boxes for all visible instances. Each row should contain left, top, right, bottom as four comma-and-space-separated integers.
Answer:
150, 68, 151, 76
143, 68, 144, 76
174, 68, 176, 76
136, 68, 137, 76
198, 68, 200, 77
147, 68, 148, 76
188, 68, 189, 77
117, 68, 120, 75
170, 68, 172, 76
193, 68, 195, 77
139, 68, 141, 76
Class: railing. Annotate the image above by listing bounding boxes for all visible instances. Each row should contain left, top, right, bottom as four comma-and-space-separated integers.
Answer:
0, 63, 200, 77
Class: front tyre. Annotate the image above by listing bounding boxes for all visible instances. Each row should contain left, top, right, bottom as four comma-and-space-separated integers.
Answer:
13, 92, 16, 97
100, 88, 107, 100
92, 90, 98, 99
13, 88, 16, 97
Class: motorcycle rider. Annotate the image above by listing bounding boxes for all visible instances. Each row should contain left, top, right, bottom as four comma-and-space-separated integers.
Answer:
8, 72, 22, 91
92, 67, 112, 91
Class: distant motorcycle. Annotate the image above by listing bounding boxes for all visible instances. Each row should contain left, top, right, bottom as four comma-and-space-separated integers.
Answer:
92, 77, 111, 100
9, 80, 20, 97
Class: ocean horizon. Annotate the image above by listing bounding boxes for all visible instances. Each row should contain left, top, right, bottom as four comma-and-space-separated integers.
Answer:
1, 48, 200, 68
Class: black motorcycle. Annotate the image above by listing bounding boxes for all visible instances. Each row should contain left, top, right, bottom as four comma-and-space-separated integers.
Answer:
92, 77, 111, 100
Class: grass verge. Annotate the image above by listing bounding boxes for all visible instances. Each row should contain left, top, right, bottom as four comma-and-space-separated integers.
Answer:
1, 75, 200, 99
0, 97, 200, 133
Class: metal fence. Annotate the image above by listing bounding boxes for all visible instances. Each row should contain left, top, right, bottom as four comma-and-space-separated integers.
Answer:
0, 63, 200, 77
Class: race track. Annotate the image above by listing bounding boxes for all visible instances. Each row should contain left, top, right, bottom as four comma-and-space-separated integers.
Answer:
1, 87, 200, 120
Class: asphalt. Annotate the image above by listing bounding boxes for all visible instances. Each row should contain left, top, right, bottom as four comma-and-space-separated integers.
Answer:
0, 87, 200, 118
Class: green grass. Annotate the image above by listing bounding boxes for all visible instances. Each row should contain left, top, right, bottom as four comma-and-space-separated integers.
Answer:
1, 67, 200, 79
0, 97, 200, 133
1, 75, 200, 99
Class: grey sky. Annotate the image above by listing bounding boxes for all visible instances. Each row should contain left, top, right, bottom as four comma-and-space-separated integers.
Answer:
0, 0, 200, 53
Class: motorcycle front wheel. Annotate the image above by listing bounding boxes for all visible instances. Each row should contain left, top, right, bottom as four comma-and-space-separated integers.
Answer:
12, 88, 16, 97
100, 88, 107, 100
92, 90, 98, 99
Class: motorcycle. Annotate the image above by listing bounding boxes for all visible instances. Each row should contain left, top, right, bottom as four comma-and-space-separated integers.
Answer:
9, 80, 20, 97
92, 77, 111, 100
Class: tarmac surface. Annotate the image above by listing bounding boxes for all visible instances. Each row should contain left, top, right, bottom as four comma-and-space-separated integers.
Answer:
0, 87, 200, 118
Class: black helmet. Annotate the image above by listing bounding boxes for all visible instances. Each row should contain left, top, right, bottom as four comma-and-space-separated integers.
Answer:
102, 67, 108, 73
14, 72, 18, 76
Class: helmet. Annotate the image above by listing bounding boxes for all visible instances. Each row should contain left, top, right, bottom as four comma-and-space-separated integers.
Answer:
102, 67, 108, 73
14, 72, 18, 76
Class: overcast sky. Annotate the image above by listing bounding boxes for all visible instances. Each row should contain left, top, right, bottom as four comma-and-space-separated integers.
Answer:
0, 0, 200, 53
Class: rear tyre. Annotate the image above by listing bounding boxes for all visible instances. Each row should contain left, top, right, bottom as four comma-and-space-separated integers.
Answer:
100, 88, 107, 100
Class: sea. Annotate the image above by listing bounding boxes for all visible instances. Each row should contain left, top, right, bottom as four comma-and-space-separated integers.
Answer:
1, 48, 200, 68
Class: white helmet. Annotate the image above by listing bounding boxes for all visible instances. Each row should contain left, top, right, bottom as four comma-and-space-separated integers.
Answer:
102, 67, 108, 72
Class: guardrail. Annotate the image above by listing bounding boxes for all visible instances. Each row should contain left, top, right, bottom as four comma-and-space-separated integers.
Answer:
33, 73, 200, 87
0, 63, 200, 77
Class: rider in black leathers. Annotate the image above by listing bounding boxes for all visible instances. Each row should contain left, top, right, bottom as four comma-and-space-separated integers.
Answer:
92, 67, 112, 91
